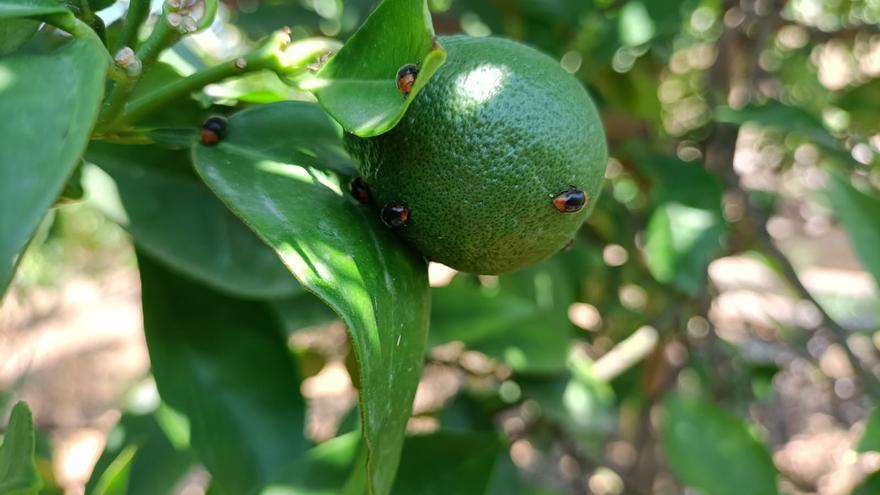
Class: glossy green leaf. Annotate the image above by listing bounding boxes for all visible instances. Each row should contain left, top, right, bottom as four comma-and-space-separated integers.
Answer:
430, 277, 537, 345
271, 292, 339, 335
0, 402, 42, 495
86, 410, 195, 495
84, 143, 301, 299
139, 253, 308, 494
853, 471, 880, 495
265, 432, 503, 495
642, 158, 726, 295
0, 19, 38, 55
261, 432, 364, 495
826, 172, 880, 290
858, 406, 880, 452
307, 0, 446, 137
439, 393, 496, 433
390, 432, 503, 495
662, 394, 778, 495
430, 275, 567, 373
87, 0, 114, 12
0, 30, 106, 296
0, 0, 67, 19
192, 101, 430, 495
90, 446, 137, 495
836, 79, 880, 135
495, 256, 580, 374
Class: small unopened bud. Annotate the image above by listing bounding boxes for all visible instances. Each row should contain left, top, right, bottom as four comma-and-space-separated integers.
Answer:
189, 1, 205, 20
182, 15, 197, 32
234, 58, 247, 70
165, 11, 182, 27
114, 46, 135, 65
279, 26, 292, 46
166, 0, 207, 34
114, 47, 142, 76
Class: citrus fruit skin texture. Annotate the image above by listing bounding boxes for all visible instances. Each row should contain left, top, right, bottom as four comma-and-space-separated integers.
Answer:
345, 35, 607, 274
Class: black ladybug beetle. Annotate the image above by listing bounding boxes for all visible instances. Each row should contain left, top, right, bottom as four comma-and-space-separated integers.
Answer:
552, 187, 587, 213
200, 116, 227, 146
381, 202, 410, 229
396, 64, 419, 96
349, 177, 371, 204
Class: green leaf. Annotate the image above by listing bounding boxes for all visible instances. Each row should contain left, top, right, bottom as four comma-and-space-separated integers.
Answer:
191, 101, 430, 495
0, 402, 42, 495
271, 292, 338, 335
494, 256, 580, 374
390, 432, 503, 495
90, 446, 137, 495
0, 30, 107, 297
826, 172, 880, 290
138, 252, 308, 494
430, 275, 567, 373
853, 471, 880, 495
86, 410, 195, 495
87, 0, 114, 12
430, 277, 537, 346
307, 0, 446, 137
0, 0, 67, 19
83, 144, 301, 299
662, 394, 778, 495
642, 158, 726, 295
858, 406, 880, 452
0, 19, 39, 55
836, 79, 880, 135
265, 432, 503, 495
261, 432, 364, 495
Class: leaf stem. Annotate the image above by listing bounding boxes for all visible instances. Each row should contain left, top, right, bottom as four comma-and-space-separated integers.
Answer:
114, 0, 151, 52
39, 12, 81, 35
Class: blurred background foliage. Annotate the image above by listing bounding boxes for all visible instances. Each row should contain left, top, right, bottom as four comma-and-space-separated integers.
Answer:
4, 0, 880, 494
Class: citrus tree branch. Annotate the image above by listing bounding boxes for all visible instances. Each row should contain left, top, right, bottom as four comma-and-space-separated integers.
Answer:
98, 19, 179, 128
114, 35, 338, 127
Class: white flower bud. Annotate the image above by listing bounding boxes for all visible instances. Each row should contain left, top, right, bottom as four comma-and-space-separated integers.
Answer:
165, 11, 182, 27
182, 15, 197, 33
189, 1, 205, 20
114, 46, 135, 66
113, 47, 142, 77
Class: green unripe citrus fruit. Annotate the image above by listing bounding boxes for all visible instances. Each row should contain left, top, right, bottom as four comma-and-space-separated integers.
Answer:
345, 35, 607, 274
